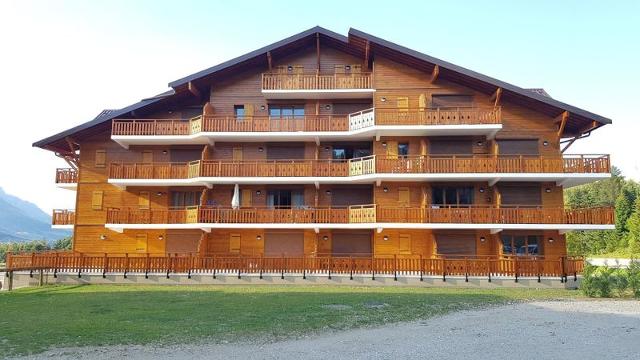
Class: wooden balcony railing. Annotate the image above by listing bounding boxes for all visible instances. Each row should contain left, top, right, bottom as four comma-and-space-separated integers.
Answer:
112, 107, 501, 136
108, 154, 610, 180
55, 168, 78, 184
5, 251, 585, 280
375, 154, 611, 174
52, 209, 75, 226
261, 72, 372, 90
106, 205, 613, 226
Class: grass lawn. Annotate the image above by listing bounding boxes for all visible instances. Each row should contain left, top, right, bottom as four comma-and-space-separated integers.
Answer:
0, 285, 580, 356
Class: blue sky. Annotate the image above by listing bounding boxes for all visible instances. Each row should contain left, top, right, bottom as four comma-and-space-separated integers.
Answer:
0, 0, 638, 212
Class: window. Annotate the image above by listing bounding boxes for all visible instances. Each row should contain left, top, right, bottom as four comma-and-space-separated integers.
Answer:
234, 105, 245, 119
497, 139, 539, 155
431, 186, 474, 207
135, 234, 148, 252
267, 189, 304, 208
399, 234, 411, 254
95, 150, 106, 168
501, 235, 540, 256
171, 191, 199, 207
269, 105, 304, 119
229, 234, 241, 254
398, 143, 409, 157
331, 143, 371, 160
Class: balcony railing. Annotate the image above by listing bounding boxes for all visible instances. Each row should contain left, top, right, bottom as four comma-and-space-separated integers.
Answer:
5, 251, 585, 280
52, 209, 75, 226
111, 107, 502, 136
108, 154, 610, 180
105, 205, 614, 226
55, 168, 78, 184
261, 72, 372, 90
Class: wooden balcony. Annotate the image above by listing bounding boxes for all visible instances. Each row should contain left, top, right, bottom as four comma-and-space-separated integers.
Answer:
5, 251, 585, 280
111, 107, 501, 137
55, 168, 78, 189
52, 209, 75, 227
105, 205, 614, 226
108, 154, 610, 183
375, 154, 611, 174
261, 72, 372, 91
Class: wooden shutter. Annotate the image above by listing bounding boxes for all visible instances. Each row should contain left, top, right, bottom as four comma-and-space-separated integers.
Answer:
91, 191, 103, 210
135, 234, 148, 252
435, 233, 476, 256
233, 147, 243, 161
229, 233, 241, 254
241, 189, 252, 207
138, 191, 150, 209
142, 150, 153, 163
418, 94, 427, 111
499, 185, 542, 206
95, 150, 106, 168
397, 96, 409, 112
496, 139, 539, 155
399, 234, 411, 254
398, 187, 410, 206
244, 104, 254, 118
332, 232, 371, 256
429, 139, 473, 155
386, 141, 398, 158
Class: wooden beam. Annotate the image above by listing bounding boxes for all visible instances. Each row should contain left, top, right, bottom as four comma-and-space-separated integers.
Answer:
364, 40, 370, 70
491, 87, 502, 107
430, 65, 439, 83
556, 111, 569, 139
266, 51, 273, 71
64, 136, 78, 153
188, 81, 202, 100
316, 33, 320, 71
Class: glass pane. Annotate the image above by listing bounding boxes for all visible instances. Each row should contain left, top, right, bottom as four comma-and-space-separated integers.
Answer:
269, 107, 281, 117
432, 188, 444, 206
527, 235, 539, 255
282, 107, 294, 117
458, 187, 474, 205
234, 106, 245, 119
293, 107, 305, 118
514, 236, 526, 255
353, 149, 371, 158
445, 188, 457, 206
332, 149, 346, 160
501, 235, 513, 255
398, 143, 409, 156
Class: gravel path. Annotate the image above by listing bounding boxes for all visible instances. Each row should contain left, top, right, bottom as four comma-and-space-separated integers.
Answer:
16, 300, 640, 360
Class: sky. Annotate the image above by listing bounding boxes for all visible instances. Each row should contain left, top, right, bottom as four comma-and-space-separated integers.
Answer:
0, 0, 638, 214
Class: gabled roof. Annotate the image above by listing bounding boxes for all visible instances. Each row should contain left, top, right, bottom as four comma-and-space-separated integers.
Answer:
34, 26, 611, 151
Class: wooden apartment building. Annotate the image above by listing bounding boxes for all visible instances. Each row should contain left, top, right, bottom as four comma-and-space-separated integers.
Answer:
38, 27, 614, 265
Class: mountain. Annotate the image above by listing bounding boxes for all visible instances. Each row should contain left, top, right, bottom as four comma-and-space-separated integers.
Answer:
0, 187, 70, 242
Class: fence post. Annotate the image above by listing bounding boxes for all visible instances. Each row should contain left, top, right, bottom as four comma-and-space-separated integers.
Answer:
328, 256, 332, 280
537, 258, 542, 283
54, 253, 59, 278
350, 256, 354, 280
394, 254, 398, 281
259, 254, 263, 280
103, 253, 108, 279
464, 257, 469, 282
188, 254, 192, 279
212, 255, 216, 280
419, 255, 424, 282
442, 258, 446, 282
560, 256, 566, 283
30, 252, 35, 278
144, 253, 149, 279
7, 271, 13, 291
302, 255, 306, 280
514, 256, 518, 283
487, 257, 492, 283
78, 252, 83, 278
371, 254, 376, 281
125, 253, 129, 279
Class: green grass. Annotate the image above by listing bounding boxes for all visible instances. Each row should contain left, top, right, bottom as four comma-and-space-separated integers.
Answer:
0, 285, 580, 356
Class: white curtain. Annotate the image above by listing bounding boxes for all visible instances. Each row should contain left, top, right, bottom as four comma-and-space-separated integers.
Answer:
231, 184, 240, 209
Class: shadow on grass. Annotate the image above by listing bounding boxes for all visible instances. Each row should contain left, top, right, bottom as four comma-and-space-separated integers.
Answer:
0, 285, 575, 357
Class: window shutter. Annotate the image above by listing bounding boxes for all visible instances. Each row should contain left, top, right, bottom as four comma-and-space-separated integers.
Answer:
229, 233, 241, 254
418, 94, 427, 111
138, 191, 150, 209
95, 150, 106, 168
91, 191, 104, 210
398, 187, 410, 206
399, 234, 411, 254
241, 189, 252, 207
233, 147, 243, 161
386, 141, 398, 158
142, 150, 153, 163
135, 234, 148, 252
397, 96, 409, 112
244, 104, 254, 117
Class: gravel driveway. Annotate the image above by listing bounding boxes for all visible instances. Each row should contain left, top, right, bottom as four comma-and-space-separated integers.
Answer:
17, 300, 640, 360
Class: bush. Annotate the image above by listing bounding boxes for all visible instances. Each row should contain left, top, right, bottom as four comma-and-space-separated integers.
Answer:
629, 261, 640, 298
581, 263, 639, 298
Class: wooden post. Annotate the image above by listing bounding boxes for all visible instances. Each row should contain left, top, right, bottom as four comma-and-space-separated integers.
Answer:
419, 255, 424, 281
39, 269, 44, 286
394, 254, 398, 281
7, 271, 13, 291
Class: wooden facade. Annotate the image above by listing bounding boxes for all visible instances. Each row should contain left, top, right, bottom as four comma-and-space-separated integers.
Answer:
24, 27, 614, 279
